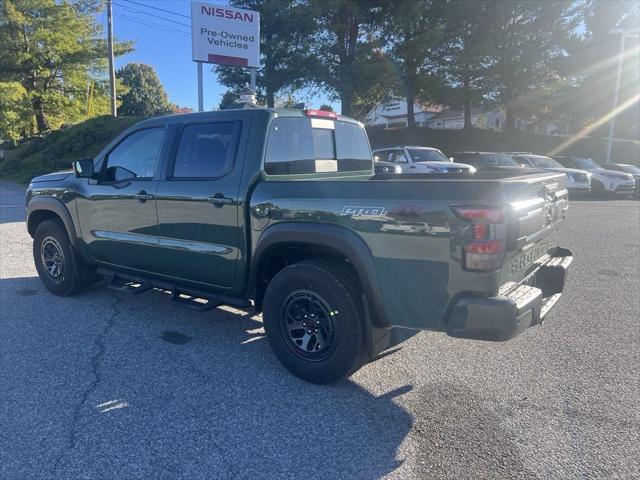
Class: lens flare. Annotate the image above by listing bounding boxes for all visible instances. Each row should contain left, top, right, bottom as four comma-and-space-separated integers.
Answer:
547, 92, 640, 156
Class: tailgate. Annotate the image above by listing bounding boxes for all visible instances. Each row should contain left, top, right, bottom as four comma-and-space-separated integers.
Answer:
501, 173, 569, 285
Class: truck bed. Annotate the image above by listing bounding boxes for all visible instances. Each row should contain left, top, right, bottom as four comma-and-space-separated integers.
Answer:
250, 170, 569, 333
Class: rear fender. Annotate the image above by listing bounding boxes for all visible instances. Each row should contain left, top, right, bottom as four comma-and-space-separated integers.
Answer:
251, 222, 391, 358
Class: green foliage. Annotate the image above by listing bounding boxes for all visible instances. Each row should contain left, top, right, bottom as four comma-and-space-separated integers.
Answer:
426, 0, 495, 128
486, 1, 579, 131
219, 90, 240, 110
557, 0, 640, 137
217, 0, 317, 107
116, 63, 173, 117
0, 82, 32, 143
309, 0, 392, 117
0, 115, 142, 182
0, 0, 133, 135
378, 0, 445, 127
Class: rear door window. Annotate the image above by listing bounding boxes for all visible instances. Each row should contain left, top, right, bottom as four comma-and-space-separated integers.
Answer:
172, 122, 239, 178
264, 117, 371, 175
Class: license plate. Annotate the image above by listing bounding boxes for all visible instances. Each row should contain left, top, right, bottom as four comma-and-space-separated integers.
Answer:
508, 239, 551, 276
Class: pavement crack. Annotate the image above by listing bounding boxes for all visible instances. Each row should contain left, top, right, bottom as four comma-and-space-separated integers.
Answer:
51, 293, 125, 474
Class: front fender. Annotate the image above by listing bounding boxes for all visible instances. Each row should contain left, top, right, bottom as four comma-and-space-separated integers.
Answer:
27, 196, 79, 247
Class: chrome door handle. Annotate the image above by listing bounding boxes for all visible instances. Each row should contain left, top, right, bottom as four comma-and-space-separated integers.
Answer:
134, 191, 154, 202
207, 195, 234, 205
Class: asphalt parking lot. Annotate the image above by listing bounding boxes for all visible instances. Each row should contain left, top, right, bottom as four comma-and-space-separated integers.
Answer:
1, 180, 639, 480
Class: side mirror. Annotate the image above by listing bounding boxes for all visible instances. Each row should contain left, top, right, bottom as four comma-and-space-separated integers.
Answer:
449, 157, 454, 162
73, 159, 95, 178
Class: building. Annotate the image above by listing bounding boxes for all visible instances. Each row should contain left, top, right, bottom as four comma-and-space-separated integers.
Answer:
365, 98, 571, 135
363, 100, 443, 128
425, 109, 505, 130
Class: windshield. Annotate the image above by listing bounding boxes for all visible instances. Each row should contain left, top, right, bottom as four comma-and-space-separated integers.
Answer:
408, 148, 449, 162
478, 154, 520, 167
616, 164, 640, 174
525, 156, 564, 169
572, 158, 602, 170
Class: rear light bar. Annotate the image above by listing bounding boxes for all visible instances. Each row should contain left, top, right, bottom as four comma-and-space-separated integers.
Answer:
304, 109, 339, 119
453, 207, 507, 272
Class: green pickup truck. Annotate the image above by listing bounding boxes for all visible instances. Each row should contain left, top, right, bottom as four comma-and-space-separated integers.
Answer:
26, 109, 573, 383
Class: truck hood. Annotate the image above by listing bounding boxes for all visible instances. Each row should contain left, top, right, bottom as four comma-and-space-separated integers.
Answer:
419, 161, 474, 172
30, 170, 72, 183
590, 169, 633, 180
544, 167, 589, 176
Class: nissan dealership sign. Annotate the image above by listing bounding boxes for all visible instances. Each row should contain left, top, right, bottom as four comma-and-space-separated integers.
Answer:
191, 1, 260, 67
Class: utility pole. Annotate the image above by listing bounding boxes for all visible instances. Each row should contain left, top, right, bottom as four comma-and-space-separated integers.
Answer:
606, 28, 639, 163
605, 30, 626, 164
107, 0, 117, 117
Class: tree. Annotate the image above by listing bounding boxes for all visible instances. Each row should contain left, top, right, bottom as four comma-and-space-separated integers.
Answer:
219, 90, 239, 110
429, 0, 495, 129
0, 82, 32, 143
487, 1, 578, 131
319, 104, 334, 112
216, 0, 317, 108
310, 0, 393, 117
379, 0, 444, 127
561, 0, 640, 138
0, 0, 133, 134
116, 63, 173, 117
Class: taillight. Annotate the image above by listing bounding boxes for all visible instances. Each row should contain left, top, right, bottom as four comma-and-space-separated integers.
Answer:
453, 207, 507, 272
303, 109, 339, 119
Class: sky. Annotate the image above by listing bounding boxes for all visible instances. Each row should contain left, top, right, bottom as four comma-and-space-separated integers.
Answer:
102, 0, 335, 111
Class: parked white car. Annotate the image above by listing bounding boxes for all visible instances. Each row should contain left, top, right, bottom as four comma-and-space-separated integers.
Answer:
507, 153, 591, 194
372, 146, 475, 174
553, 156, 635, 196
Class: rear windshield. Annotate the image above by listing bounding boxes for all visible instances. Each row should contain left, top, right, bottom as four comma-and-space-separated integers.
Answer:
524, 155, 563, 169
264, 117, 372, 175
572, 158, 602, 170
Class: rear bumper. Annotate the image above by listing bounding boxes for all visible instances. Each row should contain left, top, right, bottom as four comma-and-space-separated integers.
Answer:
445, 247, 573, 341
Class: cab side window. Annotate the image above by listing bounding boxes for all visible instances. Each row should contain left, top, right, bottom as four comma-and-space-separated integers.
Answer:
103, 128, 165, 182
172, 122, 238, 178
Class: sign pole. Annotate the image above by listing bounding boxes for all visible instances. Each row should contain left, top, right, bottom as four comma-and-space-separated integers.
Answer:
250, 68, 256, 91
197, 62, 204, 112
107, 0, 117, 117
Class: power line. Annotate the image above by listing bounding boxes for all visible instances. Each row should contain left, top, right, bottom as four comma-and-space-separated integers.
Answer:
121, 0, 190, 19
113, 1, 190, 28
118, 13, 188, 36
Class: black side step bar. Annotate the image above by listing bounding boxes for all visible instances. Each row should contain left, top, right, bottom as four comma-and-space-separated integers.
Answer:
171, 290, 220, 312
105, 272, 153, 295
97, 268, 251, 311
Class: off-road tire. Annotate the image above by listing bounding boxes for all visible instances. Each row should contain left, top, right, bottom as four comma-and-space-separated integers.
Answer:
262, 259, 365, 384
33, 219, 88, 296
